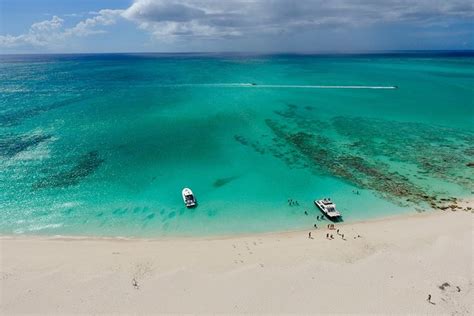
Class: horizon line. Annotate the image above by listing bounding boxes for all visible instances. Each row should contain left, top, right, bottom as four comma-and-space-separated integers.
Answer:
1, 49, 473, 57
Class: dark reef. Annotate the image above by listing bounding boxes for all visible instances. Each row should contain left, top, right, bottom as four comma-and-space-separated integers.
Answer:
34, 150, 104, 189
234, 103, 474, 208
0, 96, 85, 127
213, 175, 239, 188
0, 133, 52, 158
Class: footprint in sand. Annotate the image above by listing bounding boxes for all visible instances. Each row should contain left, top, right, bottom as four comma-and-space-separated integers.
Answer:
1, 272, 13, 280
131, 261, 154, 289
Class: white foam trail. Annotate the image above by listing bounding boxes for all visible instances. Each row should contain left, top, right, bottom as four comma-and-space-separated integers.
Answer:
159, 83, 397, 89
27, 223, 63, 232
255, 84, 397, 89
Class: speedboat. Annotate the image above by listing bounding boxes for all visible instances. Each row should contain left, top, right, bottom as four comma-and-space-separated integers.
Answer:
314, 198, 341, 219
182, 188, 197, 208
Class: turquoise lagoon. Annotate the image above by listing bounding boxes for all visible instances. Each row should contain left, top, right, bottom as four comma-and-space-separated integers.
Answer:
0, 52, 473, 237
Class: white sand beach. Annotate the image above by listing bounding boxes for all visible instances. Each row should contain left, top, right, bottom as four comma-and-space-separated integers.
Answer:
1, 210, 472, 314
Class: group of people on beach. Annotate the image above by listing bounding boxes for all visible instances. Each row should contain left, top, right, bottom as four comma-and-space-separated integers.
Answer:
289, 197, 350, 241
307, 222, 352, 241
325, 228, 344, 240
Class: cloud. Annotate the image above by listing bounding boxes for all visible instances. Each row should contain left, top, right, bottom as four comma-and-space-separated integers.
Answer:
0, 10, 123, 48
0, 16, 65, 47
30, 15, 64, 32
1, 0, 473, 50
63, 13, 84, 18
66, 9, 122, 37
120, 0, 474, 40
121, 0, 242, 38
123, 0, 206, 22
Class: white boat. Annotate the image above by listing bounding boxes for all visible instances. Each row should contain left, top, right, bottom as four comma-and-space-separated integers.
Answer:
314, 198, 341, 219
182, 188, 197, 208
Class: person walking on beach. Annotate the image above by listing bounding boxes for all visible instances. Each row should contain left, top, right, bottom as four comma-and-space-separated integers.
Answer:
308, 232, 312, 239
326, 233, 329, 239
427, 294, 435, 304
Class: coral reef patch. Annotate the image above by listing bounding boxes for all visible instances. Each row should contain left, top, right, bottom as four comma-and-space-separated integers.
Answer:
34, 151, 104, 189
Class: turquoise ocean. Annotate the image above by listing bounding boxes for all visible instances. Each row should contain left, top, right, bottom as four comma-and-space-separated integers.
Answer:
0, 52, 473, 237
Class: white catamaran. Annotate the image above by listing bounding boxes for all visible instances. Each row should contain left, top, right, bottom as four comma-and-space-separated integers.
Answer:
314, 198, 341, 219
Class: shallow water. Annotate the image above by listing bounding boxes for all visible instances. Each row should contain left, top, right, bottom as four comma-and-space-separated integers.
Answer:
0, 53, 473, 237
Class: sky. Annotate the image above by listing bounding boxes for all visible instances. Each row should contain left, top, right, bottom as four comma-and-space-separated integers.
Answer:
0, 0, 473, 53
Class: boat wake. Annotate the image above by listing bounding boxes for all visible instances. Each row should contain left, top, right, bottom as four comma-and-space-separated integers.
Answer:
158, 83, 398, 89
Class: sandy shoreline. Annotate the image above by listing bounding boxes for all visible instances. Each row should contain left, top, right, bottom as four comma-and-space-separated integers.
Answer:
0, 206, 468, 242
1, 210, 473, 314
